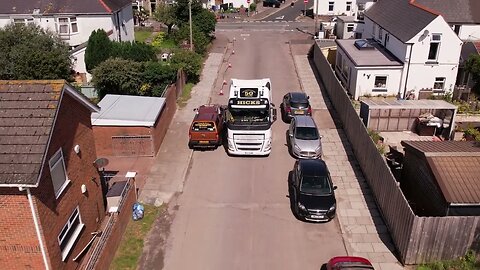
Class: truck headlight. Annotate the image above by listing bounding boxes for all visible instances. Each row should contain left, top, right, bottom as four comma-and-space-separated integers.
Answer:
228, 140, 234, 149
297, 202, 307, 211
328, 203, 336, 212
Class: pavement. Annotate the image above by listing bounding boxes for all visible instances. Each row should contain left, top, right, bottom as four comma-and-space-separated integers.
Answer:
132, 25, 405, 270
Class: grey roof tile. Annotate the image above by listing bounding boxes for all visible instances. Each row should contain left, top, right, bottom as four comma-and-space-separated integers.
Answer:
414, 0, 480, 24
0, 0, 131, 14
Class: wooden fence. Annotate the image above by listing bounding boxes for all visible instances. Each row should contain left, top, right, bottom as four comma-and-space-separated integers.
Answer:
312, 43, 480, 264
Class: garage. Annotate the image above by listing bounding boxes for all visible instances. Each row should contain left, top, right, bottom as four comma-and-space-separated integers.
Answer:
91, 94, 175, 157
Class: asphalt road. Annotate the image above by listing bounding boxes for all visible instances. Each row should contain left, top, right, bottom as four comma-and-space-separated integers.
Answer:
216, 21, 315, 36
260, 0, 314, 21
162, 26, 346, 270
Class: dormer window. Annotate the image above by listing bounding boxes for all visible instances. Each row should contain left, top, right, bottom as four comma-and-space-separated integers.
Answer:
428, 34, 441, 61
12, 17, 34, 25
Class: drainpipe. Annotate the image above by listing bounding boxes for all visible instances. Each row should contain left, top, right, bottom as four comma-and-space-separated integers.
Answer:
116, 11, 122, 42
402, 43, 414, 98
22, 187, 50, 270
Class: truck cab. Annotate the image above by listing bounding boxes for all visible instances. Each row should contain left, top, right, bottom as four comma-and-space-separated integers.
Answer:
188, 104, 225, 149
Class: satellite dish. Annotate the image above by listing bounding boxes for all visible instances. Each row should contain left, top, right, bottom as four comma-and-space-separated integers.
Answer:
423, 30, 430, 36
419, 29, 430, 42
93, 158, 109, 169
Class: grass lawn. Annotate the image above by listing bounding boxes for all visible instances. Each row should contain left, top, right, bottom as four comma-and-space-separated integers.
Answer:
135, 30, 153, 43
177, 83, 194, 108
109, 204, 163, 270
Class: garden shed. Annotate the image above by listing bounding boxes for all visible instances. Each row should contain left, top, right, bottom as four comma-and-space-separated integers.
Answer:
360, 99, 457, 138
91, 94, 175, 157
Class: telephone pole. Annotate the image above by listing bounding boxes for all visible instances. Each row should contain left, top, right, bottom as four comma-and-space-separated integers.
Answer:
314, 0, 319, 38
189, 0, 193, 51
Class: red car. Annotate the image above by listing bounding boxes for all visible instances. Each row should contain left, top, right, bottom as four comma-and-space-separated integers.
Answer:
326, 256, 374, 270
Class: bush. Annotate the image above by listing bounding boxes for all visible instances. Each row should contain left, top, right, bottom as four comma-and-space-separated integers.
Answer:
250, 3, 257, 12
170, 50, 202, 83
141, 61, 177, 96
173, 25, 209, 55
85, 29, 113, 72
111, 41, 156, 62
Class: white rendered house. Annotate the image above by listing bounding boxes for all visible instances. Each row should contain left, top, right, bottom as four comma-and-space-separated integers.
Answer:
313, 0, 376, 17
0, 0, 135, 82
335, 0, 462, 100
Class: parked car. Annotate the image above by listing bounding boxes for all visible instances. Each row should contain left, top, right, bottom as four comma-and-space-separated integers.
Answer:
326, 256, 374, 269
288, 115, 322, 159
289, 159, 337, 222
280, 92, 312, 122
263, 0, 281, 8
188, 104, 225, 149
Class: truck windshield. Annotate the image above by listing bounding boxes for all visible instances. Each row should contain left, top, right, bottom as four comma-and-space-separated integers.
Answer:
227, 110, 269, 125
192, 121, 216, 131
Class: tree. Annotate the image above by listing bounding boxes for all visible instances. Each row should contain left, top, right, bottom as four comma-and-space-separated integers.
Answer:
85, 29, 112, 72
170, 50, 202, 83
466, 54, 480, 94
92, 58, 144, 98
142, 62, 177, 96
174, 0, 203, 27
0, 24, 72, 80
193, 9, 216, 37
154, 3, 176, 34
173, 24, 209, 55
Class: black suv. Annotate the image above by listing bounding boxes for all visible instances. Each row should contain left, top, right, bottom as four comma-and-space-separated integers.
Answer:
289, 159, 337, 222
263, 0, 281, 8
280, 92, 312, 122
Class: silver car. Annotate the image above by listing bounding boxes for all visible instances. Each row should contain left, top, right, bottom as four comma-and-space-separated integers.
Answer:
288, 116, 322, 159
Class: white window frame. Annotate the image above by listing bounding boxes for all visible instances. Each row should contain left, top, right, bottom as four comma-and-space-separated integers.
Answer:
346, 24, 354, 32
11, 17, 34, 25
58, 206, 85, 261
428, 34, 441, 61
328, 1, 334, 11
56, 17, 79, 35
373, 75, 388, 91
433, 77, 446, 91
49, 148, 70, 199
346, 1, 352, 11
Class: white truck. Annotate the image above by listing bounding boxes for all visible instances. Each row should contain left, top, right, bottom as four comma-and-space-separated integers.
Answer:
225, 78, 277, 156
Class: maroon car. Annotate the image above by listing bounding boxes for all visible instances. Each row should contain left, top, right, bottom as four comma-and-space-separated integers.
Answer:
326, 256, 374, 270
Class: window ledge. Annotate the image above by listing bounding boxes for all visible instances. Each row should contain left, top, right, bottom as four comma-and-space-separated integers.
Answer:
55, 179, 71, 200
61, 223, 85, 261
372, 88, 388, 92
425, 61, 439, 65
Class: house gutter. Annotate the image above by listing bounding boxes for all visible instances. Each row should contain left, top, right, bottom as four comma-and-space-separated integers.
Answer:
402, 43, 414, 98
23, 187, 50, 270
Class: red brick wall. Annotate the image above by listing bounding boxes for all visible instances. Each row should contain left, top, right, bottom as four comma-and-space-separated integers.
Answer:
92, 85, 177, 157
152, 86, 177, 154
90, 184, 136, 270
32, 92, 105, 270
92, 126, 151, 156
0, 190, 44, 269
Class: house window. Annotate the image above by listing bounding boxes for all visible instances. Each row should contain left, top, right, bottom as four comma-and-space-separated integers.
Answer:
347, 24, 354, 32
328, 1, 334, 11
428, 34, 441, 61
56, 17, 78, 35
49, 149, 70, 198
372, 24, 377, 38
433, 77, 445, 91
58, 207, 84, 261
373, 76, 387, 91
12, 18, 34, 25
346, 1, 352, 11
453, 25, 460, 35
378, 28, 383, 41
342, 60, 350, 79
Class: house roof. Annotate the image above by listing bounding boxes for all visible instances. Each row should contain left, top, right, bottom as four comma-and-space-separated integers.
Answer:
0, 80, 100, 187
91, 94, 166, 127
365, 0, 438, 43
361, 99, 457, 110
337, 16, 356, 23
336, 39, 404, 67
0, 0, 131, 15
414, 0, 480, 24
401, 141, 480, 204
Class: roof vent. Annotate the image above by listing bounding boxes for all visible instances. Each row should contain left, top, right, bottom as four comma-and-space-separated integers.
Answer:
354, 39, 375, 50
33, 8, 40, 15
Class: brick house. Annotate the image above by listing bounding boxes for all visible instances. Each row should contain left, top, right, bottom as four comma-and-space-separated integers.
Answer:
0, 80, 105, 269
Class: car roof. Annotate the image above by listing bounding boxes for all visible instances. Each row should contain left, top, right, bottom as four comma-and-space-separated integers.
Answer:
289, 92, 308, 102
328, 256, 373, 268
299, 159, 328, 176
194, 105, 220, 122
293, 115, 316, 128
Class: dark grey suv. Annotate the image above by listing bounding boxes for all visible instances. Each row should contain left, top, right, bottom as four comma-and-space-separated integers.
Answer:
289, 159, 337, 222
280, 92, 312, 122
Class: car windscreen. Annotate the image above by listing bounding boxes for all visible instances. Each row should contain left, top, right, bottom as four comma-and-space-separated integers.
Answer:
295, 127, 319, 140
300, 175, 331, 195
192, 121, 216, 131
290, 101, 309, 108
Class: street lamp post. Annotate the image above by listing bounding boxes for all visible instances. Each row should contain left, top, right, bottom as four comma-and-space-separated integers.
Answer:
189, 0, 193, 51
314, 0, 319, 38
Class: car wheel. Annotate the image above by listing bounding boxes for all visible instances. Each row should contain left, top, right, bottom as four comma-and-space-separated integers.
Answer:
275, 4, 280, 8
